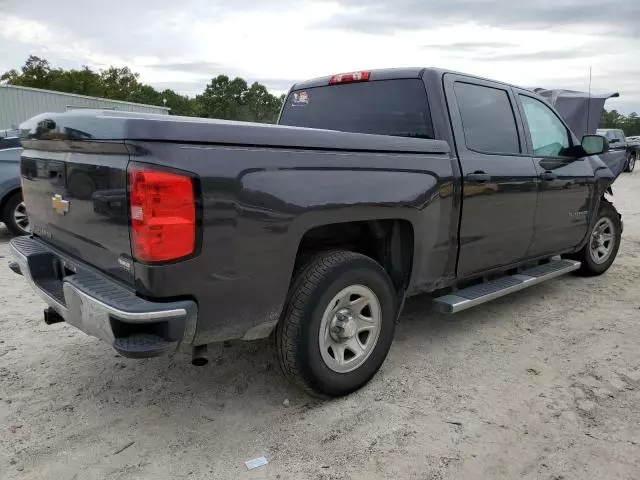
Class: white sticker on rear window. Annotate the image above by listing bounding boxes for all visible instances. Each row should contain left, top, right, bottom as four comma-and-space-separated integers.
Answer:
292, 91, 309, 106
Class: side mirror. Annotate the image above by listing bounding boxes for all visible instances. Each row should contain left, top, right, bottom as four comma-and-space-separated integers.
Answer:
581, 134, 609, 156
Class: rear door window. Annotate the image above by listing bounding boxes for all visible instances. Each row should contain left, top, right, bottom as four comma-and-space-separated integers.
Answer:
453, 82, 521, 155
279, 79, 434, 140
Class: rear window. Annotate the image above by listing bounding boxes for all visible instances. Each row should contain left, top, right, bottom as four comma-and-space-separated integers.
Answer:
279, 79, 434, 139
0, 137, 21, 150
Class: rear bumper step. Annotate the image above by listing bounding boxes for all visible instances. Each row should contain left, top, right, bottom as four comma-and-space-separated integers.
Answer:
9, 236, 198, 358
433, 259, 581, 314
113, 334, 177, 359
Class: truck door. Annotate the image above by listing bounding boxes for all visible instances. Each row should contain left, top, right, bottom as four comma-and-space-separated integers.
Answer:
516, 93, 594, 256
444, 75, 538, 277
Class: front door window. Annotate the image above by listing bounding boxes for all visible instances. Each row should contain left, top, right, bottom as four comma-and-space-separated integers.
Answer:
519, 95, 571, 157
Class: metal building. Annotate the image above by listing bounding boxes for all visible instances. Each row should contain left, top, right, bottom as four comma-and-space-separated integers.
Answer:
0, 84, 170, 130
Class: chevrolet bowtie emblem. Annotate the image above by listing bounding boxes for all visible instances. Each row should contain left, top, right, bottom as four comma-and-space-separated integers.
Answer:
52, 194, 70, 215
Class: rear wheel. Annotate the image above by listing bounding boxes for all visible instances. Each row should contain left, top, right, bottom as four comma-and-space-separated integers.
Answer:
625, 152, 636, 173
2, 192, 30, 236
565, 200, 621, 276
274, 250, 397, 397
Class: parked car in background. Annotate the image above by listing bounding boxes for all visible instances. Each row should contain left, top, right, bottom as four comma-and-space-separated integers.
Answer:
0, 136, 29, 235
597, 128, 639, 173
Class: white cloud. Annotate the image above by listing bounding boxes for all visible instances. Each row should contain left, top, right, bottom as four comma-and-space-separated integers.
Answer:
0, 0, 638, 113
0, 16, 53, 44
0, 15, 127, 70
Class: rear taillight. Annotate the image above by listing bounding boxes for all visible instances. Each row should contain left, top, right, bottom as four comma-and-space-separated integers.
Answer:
329, 71, 371, 85
128, 166, 196, 263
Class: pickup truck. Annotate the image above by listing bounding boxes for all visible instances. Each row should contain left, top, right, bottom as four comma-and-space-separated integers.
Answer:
597, 128, 639, 173
9, 68, 621, 397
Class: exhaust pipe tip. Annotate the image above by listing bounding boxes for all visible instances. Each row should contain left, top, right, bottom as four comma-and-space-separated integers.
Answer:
191, 344, 209, 366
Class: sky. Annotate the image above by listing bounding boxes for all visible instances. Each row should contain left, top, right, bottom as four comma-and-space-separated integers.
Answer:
1, 0, 639, 113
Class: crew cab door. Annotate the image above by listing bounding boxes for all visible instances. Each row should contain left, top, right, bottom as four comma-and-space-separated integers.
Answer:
516, 93, 594, 256
444, 75, 538, 277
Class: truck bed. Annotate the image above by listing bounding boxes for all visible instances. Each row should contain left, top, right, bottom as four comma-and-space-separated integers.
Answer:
17, 109, 454, 347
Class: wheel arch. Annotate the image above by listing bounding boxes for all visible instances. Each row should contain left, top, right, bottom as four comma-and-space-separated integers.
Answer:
290, 217, 417, 297
573, 194, 621, 254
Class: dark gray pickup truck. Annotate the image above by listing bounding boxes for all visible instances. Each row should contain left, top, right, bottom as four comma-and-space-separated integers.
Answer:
9, 68, 621, 397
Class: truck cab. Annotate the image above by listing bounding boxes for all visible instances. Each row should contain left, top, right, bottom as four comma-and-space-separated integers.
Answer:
280, 68, 617, 280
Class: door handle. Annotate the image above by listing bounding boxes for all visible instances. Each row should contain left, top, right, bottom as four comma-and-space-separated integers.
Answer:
539, 171, 557, 181
466, 171, 491, 182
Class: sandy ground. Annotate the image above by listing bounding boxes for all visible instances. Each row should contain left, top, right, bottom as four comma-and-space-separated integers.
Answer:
1, 175, 640, 480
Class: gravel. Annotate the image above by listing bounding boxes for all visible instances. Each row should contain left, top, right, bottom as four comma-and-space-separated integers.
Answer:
1, 174, 640, 479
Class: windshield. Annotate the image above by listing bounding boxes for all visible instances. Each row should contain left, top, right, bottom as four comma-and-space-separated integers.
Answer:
279, 79, 434, 139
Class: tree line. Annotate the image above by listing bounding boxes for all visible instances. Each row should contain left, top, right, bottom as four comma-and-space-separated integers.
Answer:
1, 56, 284, 123
600, 110, 640, 137
4, 57, 639, 135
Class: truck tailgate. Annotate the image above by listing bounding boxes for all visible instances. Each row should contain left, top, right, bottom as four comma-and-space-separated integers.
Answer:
20, 144, 133, 286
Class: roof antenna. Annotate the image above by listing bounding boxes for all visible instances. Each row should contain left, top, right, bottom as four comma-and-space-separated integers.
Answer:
586, 66, 592, 135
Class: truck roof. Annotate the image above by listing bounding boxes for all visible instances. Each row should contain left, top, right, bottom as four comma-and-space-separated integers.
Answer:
290, 67, 523, 92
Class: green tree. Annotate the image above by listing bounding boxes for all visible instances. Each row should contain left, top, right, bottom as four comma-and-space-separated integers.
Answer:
1, 55, 54, 89
600, 109, 622, 129
196, 75, 249, 119
160, 89, 196, 116
242, 82, 283, 123
600, 109, 640, 136
622, 112, 640, 136
129, 84, 164, 106
49, 67, 104, 96
195, 75, 283, 122
0, 58, 107, 97
2, 56, 284, 123
99, 66, 141, 101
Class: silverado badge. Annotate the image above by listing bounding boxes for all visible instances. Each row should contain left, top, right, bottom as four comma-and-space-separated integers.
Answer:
52, 194, 70, 215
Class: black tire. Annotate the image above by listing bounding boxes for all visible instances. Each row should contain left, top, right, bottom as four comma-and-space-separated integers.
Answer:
274, 250, 397, 397
2, 192, 30, 236
626, 152, 636, 173
565, 200, 621, 276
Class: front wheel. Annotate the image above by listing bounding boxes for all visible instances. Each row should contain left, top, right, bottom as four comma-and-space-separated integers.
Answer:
274, 250, 397, 397
625, 152, 636, 173
565, 200, 621, 276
